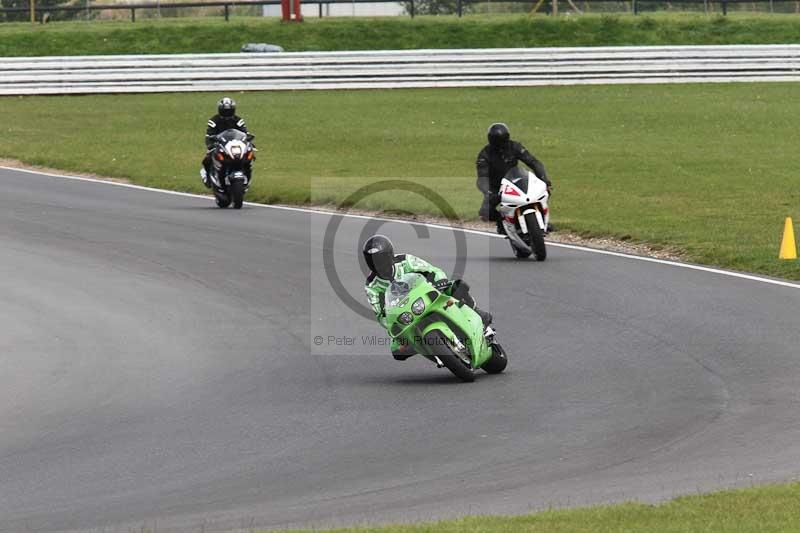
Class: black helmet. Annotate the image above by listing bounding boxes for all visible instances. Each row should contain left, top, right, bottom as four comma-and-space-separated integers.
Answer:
487, 122, 510, 150
362, 235, 395, 280
218, 97, 236, 118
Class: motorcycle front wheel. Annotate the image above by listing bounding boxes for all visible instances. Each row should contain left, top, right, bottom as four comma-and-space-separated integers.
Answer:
523, 212, 547, 261
424, 331, 475, 382
230, 180, 245, 209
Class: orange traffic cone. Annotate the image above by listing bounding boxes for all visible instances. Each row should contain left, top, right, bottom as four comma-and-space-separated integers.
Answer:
779, 217, 797, 260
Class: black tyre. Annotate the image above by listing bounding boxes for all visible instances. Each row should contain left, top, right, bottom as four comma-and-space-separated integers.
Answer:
424, 331, 475, 382
215, 193, 231, 208
231, 180, 245, 209
524, 212, 547, 261
482, 343, 508, 374
512, 243, 531, 259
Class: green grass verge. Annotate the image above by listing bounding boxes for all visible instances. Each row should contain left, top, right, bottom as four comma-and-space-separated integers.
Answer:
4, 14, 800, 56
2, 84, 799, 280
269, 481, 800, 532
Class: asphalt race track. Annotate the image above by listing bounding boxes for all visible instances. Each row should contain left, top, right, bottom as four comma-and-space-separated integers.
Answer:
1, 167, 800, 532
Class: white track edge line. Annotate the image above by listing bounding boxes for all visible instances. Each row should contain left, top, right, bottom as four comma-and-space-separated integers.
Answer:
3, 165, 799, 291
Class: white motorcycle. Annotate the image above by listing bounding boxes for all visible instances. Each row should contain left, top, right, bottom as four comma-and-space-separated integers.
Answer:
497, 167, 550, 261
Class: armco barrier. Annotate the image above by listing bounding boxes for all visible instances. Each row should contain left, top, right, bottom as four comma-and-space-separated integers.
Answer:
2, 45, 800, 95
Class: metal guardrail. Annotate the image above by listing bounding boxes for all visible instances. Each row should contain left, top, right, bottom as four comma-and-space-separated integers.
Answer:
2, 45, 800, 95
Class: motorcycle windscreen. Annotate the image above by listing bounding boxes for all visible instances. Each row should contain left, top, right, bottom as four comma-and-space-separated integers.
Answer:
503, 167, 529, 192
385, 273, 424, 308
217, 129, 248, 143
385, 281, 410, 309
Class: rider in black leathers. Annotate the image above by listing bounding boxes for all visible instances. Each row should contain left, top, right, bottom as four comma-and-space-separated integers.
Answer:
200, 97, 251, 187
476, 123, 552, 234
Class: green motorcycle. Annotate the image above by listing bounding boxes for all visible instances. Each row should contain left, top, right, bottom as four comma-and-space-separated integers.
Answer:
384, 273, 508, 382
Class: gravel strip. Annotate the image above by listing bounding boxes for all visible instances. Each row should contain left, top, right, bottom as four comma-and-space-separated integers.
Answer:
0, 158, 684, 262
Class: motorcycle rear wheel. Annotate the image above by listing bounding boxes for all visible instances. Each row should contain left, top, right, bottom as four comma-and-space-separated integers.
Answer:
481, 342, 508, 374
215, 193, 231, 208
512, 242, 531, 259
424, 331, 475, 382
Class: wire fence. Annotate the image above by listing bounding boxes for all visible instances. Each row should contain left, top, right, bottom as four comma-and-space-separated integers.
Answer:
1, 0, 797, 22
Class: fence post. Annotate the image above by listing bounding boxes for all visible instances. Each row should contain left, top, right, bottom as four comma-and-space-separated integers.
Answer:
29, 0, 35, 23
457, 0, 462, 16
632, 0, 637, 13
131, 6, 135, 20
722, 0, 727, 13
224, 2, 229, 20
410, 0, 414, 17
318, 1, 322, 16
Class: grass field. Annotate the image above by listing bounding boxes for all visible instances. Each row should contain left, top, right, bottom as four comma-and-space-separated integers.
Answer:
5, 14, 800, 56
1, 84, 799, 280
271, 481, 800, 532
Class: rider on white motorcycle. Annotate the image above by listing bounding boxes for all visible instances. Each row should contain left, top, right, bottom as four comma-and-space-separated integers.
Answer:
476, 123, 553, 234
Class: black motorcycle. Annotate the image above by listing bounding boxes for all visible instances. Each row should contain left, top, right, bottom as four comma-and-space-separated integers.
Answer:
208, 129, 256, 209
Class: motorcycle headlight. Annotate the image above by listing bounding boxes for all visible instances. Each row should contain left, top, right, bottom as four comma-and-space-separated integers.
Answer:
398, 312, 414, 325
411, 298, 425, 315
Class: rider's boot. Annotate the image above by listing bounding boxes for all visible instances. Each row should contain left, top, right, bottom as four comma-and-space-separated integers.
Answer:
200, 167, 211, 189
391, 343, 416, 361
495, 219, 507, 237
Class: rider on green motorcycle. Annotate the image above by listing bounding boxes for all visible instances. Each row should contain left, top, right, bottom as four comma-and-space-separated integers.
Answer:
362, 235, 492, 360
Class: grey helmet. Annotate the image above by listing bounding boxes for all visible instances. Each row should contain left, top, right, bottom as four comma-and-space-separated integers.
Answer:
218, 97, 236, 118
